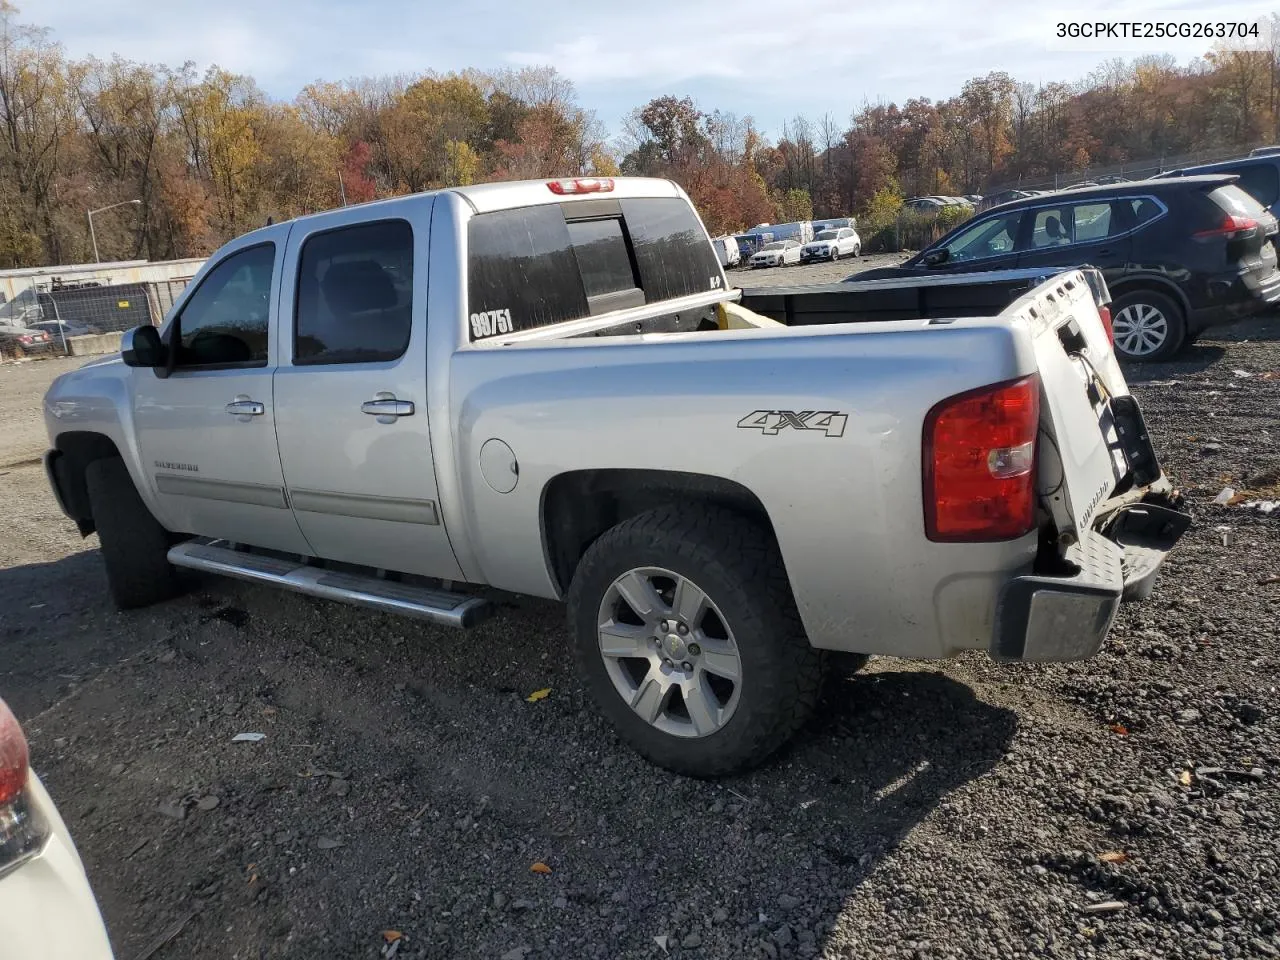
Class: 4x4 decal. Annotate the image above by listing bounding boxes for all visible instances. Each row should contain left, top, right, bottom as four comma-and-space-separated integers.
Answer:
737, 410, 849, 437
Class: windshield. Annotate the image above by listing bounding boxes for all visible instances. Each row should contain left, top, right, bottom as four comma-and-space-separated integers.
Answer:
815, 231, 837, 240
762, 242, 786, 251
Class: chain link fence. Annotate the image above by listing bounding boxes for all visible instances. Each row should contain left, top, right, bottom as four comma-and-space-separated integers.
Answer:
984, 143, 1262, 195
0, 276, 194, 359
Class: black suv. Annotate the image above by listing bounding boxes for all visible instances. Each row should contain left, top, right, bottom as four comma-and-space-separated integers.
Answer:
850, 175, 1280, 361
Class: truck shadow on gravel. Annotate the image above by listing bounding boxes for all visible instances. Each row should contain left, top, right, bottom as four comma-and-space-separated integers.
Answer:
689, 668, 1019, 957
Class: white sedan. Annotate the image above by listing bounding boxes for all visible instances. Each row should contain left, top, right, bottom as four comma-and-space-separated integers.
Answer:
749, 239, 802, 268
800, 227, 861, 263
0, 698, 114, 958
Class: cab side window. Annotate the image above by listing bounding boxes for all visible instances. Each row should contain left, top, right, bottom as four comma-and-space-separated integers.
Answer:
1029, 207, 1074, 248
294, 220, 414, 365
1070, 202, 1116, 241
174, 244, 275, 368
942, 210, 1021, 261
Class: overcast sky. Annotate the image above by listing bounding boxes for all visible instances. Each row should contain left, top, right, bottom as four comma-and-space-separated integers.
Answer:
29, 0, 1278, 139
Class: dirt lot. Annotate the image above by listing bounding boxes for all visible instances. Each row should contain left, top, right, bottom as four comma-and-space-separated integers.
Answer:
2, 270, 1279, 960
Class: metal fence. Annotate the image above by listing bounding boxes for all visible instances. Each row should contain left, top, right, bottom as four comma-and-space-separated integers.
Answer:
0, 276, 194, 359
984, 143, 1262, 195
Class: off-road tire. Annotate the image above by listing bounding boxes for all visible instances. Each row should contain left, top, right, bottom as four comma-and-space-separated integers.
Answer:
567, 505, 823, 777
85, 457, 180, 609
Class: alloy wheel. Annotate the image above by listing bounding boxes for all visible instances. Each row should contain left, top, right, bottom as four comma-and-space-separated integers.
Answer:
596, 566, 742, 739
1112, 302, 1169, 357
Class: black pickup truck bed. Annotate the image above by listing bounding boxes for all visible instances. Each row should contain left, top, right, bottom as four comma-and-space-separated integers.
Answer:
739, 267, 1106, 326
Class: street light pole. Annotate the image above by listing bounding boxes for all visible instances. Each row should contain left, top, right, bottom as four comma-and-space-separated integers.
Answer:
87, 199, 142, 263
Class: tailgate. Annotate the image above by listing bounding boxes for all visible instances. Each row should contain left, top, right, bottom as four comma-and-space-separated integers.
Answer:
1017, 272, 1152, 542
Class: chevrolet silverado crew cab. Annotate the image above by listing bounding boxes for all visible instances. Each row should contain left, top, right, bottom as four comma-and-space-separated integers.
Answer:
42, 176, 1189, 777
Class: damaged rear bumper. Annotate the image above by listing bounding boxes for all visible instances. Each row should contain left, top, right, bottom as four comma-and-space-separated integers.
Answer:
991, 496, 1190, 663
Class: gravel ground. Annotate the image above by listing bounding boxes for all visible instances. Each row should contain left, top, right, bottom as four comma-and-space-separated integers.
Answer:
2, 275, 1278, 960
0, 354, 86, 467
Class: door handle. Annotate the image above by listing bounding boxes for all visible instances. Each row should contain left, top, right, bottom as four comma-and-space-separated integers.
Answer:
225, 399, 265, 417
361, 397, 415, 420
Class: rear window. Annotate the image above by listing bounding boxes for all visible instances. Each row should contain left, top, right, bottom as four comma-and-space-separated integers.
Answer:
1225, 163, 1280, 207
1210, 184, 1269, 219
466, 196, 721, 340
566, 218, 634, 299
620, 197, 723, 303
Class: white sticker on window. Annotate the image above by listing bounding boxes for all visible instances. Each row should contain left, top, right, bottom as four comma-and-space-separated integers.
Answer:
470, 308, 514, 339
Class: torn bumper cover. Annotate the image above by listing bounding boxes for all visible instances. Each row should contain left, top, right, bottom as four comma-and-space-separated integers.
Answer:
991, 498, 1190, 663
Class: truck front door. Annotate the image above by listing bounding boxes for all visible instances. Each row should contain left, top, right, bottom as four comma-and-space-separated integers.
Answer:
133, 233, 312, 555
272, 199, 464, 579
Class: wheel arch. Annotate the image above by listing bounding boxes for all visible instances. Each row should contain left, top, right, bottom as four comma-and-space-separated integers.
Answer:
540, 468, 780, 597
1107, 275, 1191, 319
49, 431, 124, 535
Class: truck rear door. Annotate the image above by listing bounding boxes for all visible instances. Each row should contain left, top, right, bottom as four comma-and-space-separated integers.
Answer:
271, 198, 465, 579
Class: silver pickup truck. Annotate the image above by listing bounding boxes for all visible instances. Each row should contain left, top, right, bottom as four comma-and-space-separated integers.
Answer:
42, 176, 1188, 776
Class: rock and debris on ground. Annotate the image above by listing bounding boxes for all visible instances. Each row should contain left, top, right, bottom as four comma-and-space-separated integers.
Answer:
1, 273, 1278, 958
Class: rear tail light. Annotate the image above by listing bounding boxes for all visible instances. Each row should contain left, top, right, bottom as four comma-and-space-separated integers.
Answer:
1098, 305, 1115, 346
1193, 214, 1259, 241
546, 177, 614, 195
0, 698, 49, 874
923, 375, 1041, 542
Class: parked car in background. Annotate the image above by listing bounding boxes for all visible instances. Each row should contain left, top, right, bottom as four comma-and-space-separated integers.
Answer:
811, 217, 857, 233
0, 697, 115, 957
711, 236, 741, 269
1250, 145, 1280, 157
30, 319, 94, 342
744, 220, 814, 245
800, 227, 860, 263
904, 197, 949, 213
978, 189, 1047, 211
846, 175, 1280, 361
905, 196, 972, 213
1155, 153, 1280, 220
0, 325, 55, 357
750, 238, 802, 267
963, 194, 983, 204
733, 234, 766, 260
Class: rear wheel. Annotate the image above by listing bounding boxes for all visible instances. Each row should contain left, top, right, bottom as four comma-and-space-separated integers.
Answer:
1110, 289, 1186, 362
85, 457, 181, 609
567, 506, 823, 777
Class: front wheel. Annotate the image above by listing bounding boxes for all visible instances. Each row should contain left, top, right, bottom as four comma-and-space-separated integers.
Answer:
85, 457, 181, 609
1109, 289, 1187, 361
567, 506, 823, 777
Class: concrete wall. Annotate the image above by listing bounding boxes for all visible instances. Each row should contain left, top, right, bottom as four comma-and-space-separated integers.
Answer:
66, 331, 123, 357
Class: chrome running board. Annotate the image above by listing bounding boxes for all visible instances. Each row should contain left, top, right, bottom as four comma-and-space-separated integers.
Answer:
167, 539, 492, 629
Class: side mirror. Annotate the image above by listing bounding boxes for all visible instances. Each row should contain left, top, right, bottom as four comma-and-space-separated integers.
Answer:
923, 248, 950, 267
121, 325, 166, 368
